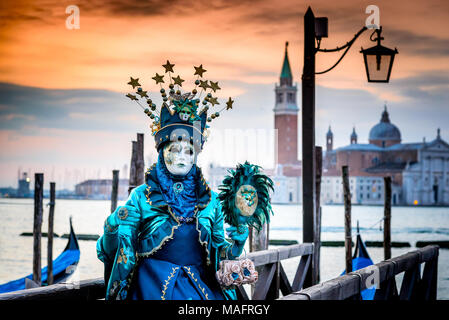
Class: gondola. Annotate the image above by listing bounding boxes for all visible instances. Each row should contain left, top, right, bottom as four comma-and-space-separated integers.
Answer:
0, 218, 80, 294
340, 222, 376, 300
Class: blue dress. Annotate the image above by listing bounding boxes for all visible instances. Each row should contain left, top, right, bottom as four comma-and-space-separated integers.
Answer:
130, 221, 224, 300
96, 152, 246, 300
129, 153, 225, 300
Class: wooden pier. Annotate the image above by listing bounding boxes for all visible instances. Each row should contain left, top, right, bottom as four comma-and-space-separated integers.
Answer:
0, 243, 439, 301
281, 245, 439, 300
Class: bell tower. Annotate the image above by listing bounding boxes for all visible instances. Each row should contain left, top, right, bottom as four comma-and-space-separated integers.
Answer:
350, 127, 358, 144
326, 126, 333, 151
274, 42, 299, 165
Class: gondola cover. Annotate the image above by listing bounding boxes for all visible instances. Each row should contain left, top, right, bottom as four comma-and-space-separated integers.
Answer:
0, 218, 80, 294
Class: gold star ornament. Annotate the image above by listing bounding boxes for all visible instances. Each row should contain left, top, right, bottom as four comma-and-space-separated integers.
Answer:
209, 81, 221, 92
162, 60, 175, 73
137, 90, 148, 98
152, 73, 165, 84
198, 80, 209, 90
194, 65, 207, 77
172, 75, 185, 86
209, 96, 219, 106
226, 97, 234, 110
127, 77, 141, 89
126, 93, 138, 101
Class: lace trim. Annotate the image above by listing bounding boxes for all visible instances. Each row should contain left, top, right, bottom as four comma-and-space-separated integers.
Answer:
136, 206, 181, 258
195, 206, 211, 266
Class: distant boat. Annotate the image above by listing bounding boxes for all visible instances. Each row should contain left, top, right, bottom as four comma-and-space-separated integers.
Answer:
340, 223, 376, 300
0, 218, 80, 294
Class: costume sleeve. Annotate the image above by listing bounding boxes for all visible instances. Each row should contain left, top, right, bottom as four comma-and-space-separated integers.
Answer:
96, 188, 142, 300
211, 199, 246, 260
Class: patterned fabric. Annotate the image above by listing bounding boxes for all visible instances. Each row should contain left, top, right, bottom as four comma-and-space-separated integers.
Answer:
96, 162, 246, 300
130, 223, 224, 300
155, 151, 197, 219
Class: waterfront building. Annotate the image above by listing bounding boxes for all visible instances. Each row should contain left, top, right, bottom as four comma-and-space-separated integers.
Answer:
207, 42, 302, 204
322, 107, 449, 205
17, 172, 30, 198
75, 178, 129, 200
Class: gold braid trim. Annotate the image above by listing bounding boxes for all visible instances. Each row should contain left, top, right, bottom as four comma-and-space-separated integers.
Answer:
161, 266, 179, 300
136, 206, 181, 258
183, 266, 209, 300
195, 207, 211, 266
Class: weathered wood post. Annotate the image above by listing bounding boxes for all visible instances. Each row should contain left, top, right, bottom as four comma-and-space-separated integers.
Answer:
301, 6, 316, 289
47, 182, 56, 285
313, 146, 322, 284
342, 166, 352, 274
249, 223, 269, 298
249, 225, 269, 252
111, 170, 119, 213
128, 133, 145, 195
33, 173, 44, 286
384, 176, 392, 260
128, 141, 137, 195
136, 133, 145, 186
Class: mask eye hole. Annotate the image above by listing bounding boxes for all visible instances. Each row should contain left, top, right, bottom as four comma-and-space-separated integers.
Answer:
169, 145, 181, 153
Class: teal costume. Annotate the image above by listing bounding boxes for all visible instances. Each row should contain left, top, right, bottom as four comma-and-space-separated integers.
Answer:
96, 161, 247, 300
98, 64, 255, 300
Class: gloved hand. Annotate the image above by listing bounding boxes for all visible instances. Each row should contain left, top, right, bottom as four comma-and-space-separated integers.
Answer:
105, 205, 140, 232
226, 225, 249, 243
226, 214, 250, 243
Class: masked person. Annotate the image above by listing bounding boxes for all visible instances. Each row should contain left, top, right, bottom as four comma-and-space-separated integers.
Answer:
96, 63, 250, 300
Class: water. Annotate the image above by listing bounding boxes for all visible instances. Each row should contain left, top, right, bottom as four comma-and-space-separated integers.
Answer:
0, 199, 448, 299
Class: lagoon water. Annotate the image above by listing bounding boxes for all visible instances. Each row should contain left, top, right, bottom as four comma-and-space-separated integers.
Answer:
0, 198, 448, 299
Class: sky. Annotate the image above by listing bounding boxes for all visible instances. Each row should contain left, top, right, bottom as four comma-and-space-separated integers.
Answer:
0, 0, 449, 189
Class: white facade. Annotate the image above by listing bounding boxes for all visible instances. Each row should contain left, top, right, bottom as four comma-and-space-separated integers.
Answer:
207, 164, 233, 192
402, 138, 449, 205
321, 176, 391, 205
270, 175, 301, 204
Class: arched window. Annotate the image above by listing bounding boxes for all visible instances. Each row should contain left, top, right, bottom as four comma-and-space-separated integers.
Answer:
277, 93, 283, 103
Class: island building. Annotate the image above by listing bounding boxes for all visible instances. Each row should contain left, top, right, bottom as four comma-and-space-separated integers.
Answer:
208, 43, 449, 206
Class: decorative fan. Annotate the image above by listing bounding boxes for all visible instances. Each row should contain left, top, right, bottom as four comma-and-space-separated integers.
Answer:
218, 161, 274, 231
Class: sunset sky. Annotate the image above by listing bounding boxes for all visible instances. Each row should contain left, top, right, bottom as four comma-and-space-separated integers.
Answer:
1, 0, 449, 189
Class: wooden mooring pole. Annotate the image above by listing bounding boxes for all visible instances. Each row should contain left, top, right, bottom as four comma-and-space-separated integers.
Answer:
128, 141, 137, 195
249, 223, 269, 297
111, 170, 119, 213
342, 166, 352, 274
313, 146, 322, 284
136, 133, 145, 186
128, 133, 144, 195
249, 224, 269, 252
47, 182, 56, 285
384, 176, 392, 260
33, 173, 44, 286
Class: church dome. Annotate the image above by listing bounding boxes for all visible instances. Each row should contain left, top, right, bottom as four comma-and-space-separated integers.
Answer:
369, 106, 401, 143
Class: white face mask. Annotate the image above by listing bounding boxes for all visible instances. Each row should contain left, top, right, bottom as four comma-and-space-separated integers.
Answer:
163, 141, 196, 176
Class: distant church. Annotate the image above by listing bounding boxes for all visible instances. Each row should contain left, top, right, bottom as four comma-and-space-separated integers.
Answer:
208, 42, 302, 204
323, 107, 449, 205
208, 42, 449, 206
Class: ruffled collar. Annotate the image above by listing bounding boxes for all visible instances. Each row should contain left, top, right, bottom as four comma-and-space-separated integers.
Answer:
144, 163, 211, 211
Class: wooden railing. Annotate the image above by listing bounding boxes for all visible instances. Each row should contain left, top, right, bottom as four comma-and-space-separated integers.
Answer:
236, 243, 313, 300
280, 245, 439, 300
0, 243, 313, 301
